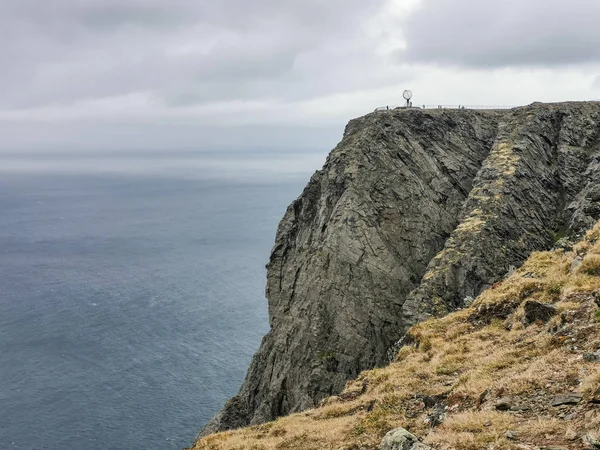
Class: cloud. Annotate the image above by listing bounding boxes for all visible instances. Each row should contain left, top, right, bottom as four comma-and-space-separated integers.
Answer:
399, 0, 600, 68
0, 0, 395, 109
1, 0, 600, 152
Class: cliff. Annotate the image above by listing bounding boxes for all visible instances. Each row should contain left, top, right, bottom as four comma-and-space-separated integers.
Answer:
200, 102, 600, 438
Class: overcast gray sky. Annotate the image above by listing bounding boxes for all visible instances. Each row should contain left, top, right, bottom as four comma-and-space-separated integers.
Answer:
1, 0, 600, 152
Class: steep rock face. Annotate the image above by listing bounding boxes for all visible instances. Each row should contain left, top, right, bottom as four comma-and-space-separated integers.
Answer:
402, 102, 600, 324
202, 102, 600, 435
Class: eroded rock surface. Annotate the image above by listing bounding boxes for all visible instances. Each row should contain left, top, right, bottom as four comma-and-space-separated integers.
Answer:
403, 102, 600, 324
201, 102, 600, 435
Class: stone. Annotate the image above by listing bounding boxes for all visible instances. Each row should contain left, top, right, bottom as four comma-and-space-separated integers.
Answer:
463, 296, 475, 307
585, 433, 600, 449
522, 301, 557, 326
425, 406, 446, 427
505, 431, 518, 440
201, 103, 600, 435
565, 429, 578, 440
551, 393, 583, 406
379, 428, 433, 450
511, 405, 530, 412
584, 351, 600, 362
593, 289, 600, 307
570, 257, 583, 273
505, 266, 517, 278
495, 397, 513, 411
555, 238, 576, 252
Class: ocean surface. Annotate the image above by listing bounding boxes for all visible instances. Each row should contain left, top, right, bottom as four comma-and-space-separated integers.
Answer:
0, 150, 321, 450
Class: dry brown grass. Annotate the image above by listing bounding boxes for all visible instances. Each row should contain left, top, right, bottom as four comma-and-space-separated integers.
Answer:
580, 254, 600, 276
424, 411, 515, 450
191, 222, 600, 450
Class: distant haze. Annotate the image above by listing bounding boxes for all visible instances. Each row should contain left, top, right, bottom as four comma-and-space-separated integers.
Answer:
1, 0, 600, 152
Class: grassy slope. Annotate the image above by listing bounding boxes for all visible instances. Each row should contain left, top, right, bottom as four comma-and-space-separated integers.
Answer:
193, 223, 600, 450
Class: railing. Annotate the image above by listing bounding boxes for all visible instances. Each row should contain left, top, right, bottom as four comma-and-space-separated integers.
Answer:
374, 105, 402, 111
375, 104, 517, 112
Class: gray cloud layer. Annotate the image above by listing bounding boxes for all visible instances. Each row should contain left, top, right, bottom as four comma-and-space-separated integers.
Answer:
0, 0, 389, 109
1, 0, 600, 152
401, 0, 600, 67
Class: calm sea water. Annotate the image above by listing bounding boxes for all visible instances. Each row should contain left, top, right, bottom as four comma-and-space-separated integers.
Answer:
0, 151, 316, 449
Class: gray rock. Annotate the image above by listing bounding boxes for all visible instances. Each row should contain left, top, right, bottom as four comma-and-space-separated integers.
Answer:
570, 257, 583, 273
505, 265, 517, 278
585, 433, 600, 449
401, 103, 600, 329
551, 392, 583, 406
425, 405, 446, 427
379, 428, 432, 450
565, 428, 578, 440
583, 350, 600, 362
522, 301, 557, 326
511, 405, 530, 412
505, 430, 518, 440
495, 397, 513, 411
555, 237, 576, 252
593, 289, 600, 307
201, 102, 600, 436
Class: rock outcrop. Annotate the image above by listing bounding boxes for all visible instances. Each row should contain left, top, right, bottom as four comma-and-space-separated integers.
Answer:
402, 102, 600, 324
201, 102, 600, 435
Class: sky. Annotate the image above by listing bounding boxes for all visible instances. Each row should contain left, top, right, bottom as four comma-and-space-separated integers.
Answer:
1, 0, 600, 152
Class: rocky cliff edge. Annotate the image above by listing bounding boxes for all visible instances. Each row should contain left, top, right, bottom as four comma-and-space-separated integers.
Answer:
200, 102, 600, 437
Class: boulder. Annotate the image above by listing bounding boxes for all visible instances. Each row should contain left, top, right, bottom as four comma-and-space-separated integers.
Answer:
551, 393, 583, 406
380, 428, 433, 450
505, 430, 518, 440
584, 351, 600, 363
522, 301, 557, 326
494, 397, 513, 411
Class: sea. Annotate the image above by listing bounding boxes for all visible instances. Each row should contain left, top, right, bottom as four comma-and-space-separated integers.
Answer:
0, 149, 325, 450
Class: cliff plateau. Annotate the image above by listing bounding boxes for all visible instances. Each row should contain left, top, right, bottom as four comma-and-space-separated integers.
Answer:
201, 102, 600, 437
